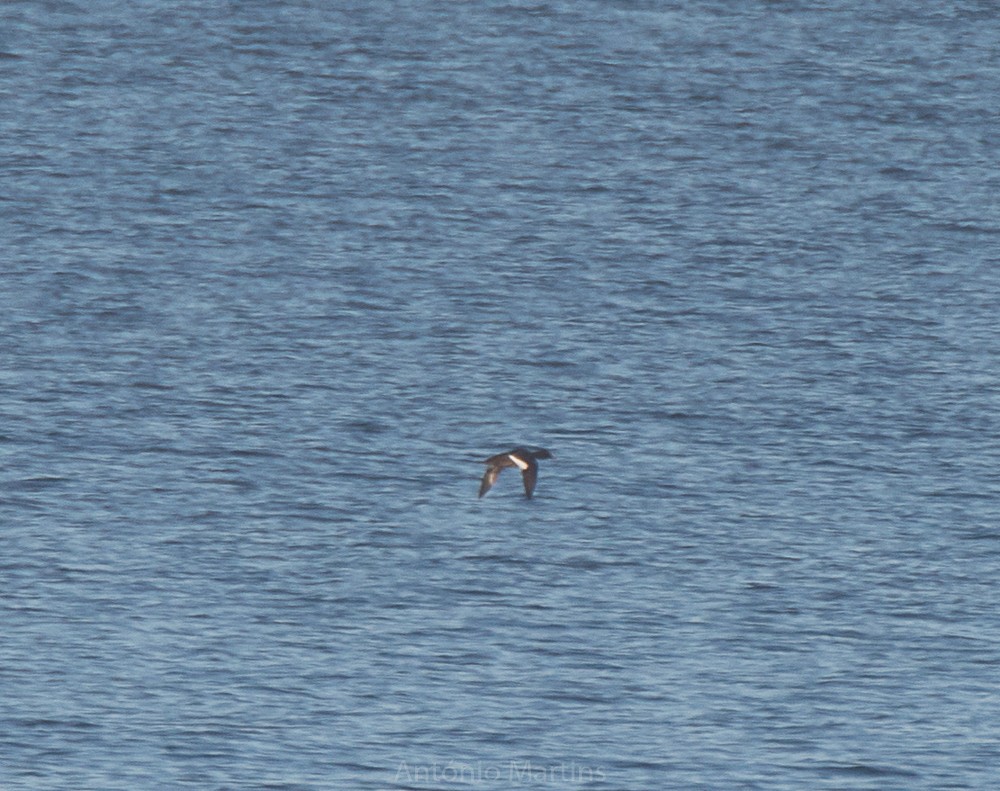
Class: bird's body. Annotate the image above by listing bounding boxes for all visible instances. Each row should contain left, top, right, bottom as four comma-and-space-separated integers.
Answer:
478, 447, 553, 498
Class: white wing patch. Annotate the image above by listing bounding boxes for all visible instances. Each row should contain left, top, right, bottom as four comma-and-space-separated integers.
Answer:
508, 453, 530, 470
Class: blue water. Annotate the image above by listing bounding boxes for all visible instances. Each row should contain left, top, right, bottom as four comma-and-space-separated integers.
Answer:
3, 2, 1000, 789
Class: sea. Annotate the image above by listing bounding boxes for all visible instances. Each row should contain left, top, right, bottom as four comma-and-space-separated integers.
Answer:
2, 1, 999, 789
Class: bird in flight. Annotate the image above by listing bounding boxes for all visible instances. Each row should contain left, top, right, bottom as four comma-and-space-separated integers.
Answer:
478, 447, 553, 498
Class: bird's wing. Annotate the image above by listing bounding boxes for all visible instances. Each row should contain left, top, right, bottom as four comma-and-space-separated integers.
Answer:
521, 462, 538, 498
479, 466, 502, 498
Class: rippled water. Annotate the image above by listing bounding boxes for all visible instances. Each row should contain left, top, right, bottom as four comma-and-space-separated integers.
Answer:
2, 1, 1000, 789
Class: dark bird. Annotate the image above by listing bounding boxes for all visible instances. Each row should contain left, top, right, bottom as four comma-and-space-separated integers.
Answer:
478, 447, 553, 498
